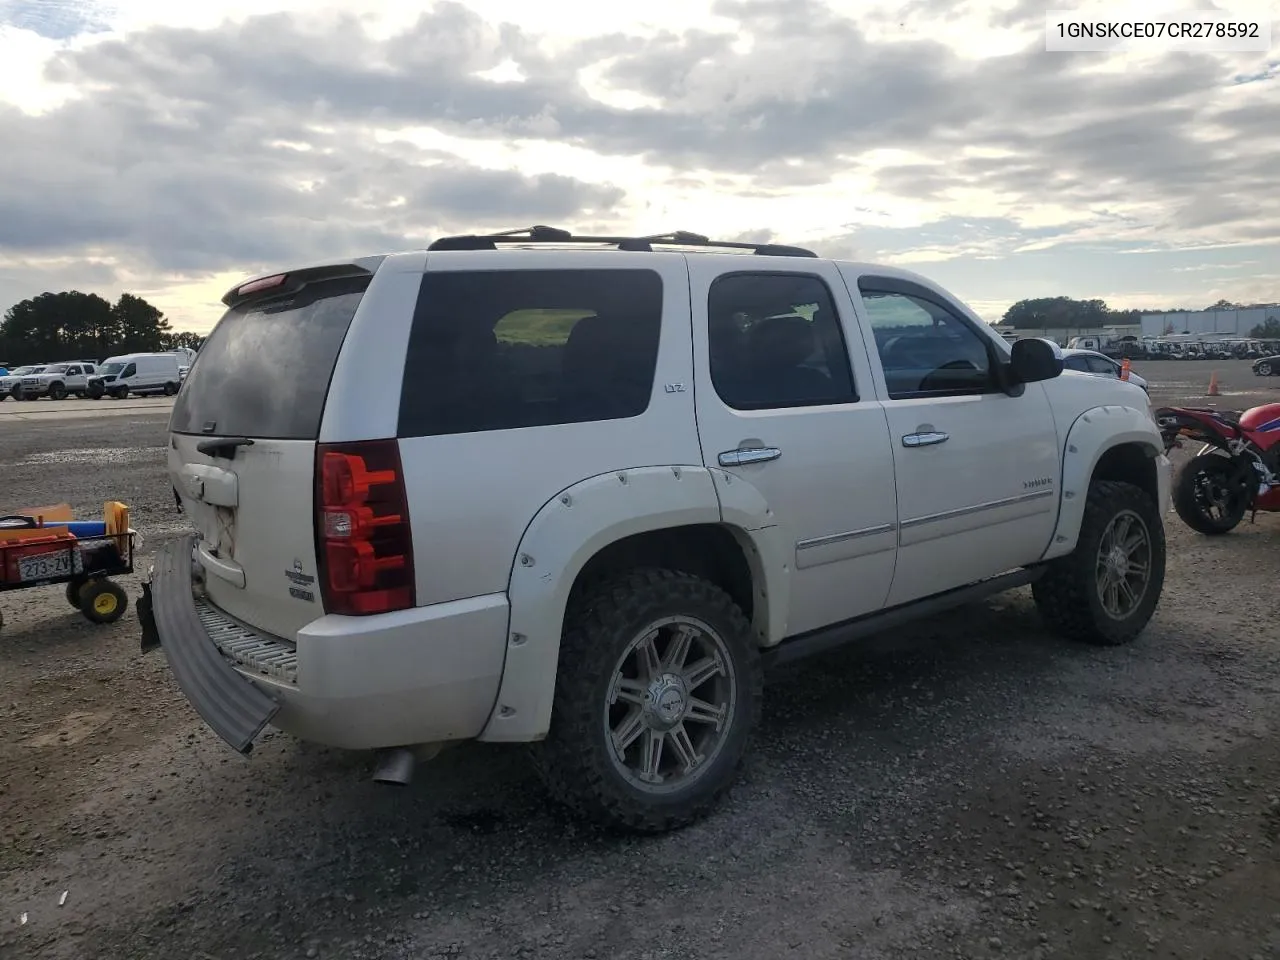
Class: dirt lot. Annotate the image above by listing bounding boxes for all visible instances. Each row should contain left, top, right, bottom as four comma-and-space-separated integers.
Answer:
4, 359, 1280, 960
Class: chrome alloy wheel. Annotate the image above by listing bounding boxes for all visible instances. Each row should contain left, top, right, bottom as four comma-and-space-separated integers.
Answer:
1095, 509, 1153, 619
603, 615, 737, 793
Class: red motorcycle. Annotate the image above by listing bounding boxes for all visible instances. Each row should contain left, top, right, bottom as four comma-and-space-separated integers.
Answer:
1157, 402, 1280, 534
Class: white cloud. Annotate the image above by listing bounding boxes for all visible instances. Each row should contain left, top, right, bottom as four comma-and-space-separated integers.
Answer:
0, 0, 1276, 333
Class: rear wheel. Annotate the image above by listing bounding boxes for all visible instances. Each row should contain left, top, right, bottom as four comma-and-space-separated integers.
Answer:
533, 568, 762, 833
65, 579, 88, 610
1032, 480, 1166, 646
79, 580, 128, 624
1173, 453, 1250, 534
48, 382, 66, 400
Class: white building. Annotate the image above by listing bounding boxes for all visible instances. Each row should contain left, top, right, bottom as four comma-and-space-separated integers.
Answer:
1140, 306, 1280, 338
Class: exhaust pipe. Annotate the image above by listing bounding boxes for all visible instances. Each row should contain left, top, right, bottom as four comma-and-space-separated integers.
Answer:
371, 743, 446, 785
372, 747, 416, 785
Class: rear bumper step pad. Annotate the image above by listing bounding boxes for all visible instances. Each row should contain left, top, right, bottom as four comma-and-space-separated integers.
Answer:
139, 533, 279, 753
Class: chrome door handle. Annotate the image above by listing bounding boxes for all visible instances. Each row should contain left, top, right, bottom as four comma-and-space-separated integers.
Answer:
902, 431, 948, 448
718, 447, 782, 466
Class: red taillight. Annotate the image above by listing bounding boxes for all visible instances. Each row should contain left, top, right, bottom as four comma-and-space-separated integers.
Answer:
236, 273, 287, 297
314, 440, 415, 616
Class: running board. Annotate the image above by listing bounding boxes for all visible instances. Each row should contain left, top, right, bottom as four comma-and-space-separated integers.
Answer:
762, 567, 1046, 669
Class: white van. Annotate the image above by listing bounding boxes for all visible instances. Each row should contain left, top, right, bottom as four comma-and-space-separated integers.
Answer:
88, 352, 184, 399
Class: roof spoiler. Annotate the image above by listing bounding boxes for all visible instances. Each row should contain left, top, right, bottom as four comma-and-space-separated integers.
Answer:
221, 260, 380, 308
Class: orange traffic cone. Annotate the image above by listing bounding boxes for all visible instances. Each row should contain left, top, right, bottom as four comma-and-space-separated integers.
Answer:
1120, 358, 1131, 381
1207, 371, 1220, 396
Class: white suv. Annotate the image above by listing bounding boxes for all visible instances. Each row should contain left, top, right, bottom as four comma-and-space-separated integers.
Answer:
138, 227, 1172, 832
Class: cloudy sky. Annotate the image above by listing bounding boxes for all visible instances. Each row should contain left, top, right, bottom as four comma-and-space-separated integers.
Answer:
0, 0, 1277, 333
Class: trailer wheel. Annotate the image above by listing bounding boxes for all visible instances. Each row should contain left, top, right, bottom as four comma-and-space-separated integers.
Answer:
80, 580, 128, 624
65, 579, 88, 610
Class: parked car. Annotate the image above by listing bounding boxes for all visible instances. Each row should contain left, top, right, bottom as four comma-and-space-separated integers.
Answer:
0, 364, 45, 400
139, 227, 1172, 833
1062, 348, 1149, 394
87, 352, 183, 398
10, 361, 98, 400
1252, 355, 1280, 377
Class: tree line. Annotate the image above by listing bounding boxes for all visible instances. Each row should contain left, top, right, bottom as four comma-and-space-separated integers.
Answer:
4, 288, 1277, 365
0, 291, 206, 366
1001, 296, 1280, 337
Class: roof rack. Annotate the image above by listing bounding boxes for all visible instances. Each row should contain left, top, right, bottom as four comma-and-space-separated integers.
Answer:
426, 225, 818, 258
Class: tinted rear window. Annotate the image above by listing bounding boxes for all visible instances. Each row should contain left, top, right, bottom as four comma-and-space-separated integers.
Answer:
170, 274, 370, 439
397, 269, 663, 438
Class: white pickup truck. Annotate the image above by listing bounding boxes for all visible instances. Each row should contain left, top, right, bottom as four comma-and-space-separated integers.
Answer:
11, 361, 98, 400
139, 228, 1172, 833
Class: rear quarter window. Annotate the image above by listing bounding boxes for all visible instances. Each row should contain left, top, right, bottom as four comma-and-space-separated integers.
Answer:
397, 268, 663, 438
170, 274, 370, 439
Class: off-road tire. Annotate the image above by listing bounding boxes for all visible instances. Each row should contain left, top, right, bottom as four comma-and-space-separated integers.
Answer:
1032, 480, 1165, 646
532, 568, 762, 834
1173, 455, 1249, 535
80, 580, 128, 624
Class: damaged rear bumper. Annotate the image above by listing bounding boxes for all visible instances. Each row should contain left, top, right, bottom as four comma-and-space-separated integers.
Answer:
137, 534, 279, 753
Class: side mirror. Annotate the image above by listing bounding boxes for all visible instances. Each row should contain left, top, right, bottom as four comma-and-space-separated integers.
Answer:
1009, 337, 1063, 384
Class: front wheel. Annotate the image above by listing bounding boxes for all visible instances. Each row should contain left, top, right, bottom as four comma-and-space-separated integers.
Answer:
1259, 363, 1273, 376
1032, 480, 1166, 646
80, 580, 128, 624
112, 384, 129, 399
86, 380, 104, 399
162, 381, 178, 396
1172, 454, 1250, 534
533, 568, 762, 833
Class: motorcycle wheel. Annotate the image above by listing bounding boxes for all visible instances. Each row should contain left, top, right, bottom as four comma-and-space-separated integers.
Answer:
1173, 454, 1250, 535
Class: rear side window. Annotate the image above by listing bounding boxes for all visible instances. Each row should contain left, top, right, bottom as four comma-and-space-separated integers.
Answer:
170, 274, 370, 439
707, 272, 857, 410
397, 269, 663, 438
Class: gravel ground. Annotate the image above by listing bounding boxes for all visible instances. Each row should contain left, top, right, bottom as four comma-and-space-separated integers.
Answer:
4, 360, 1280, 960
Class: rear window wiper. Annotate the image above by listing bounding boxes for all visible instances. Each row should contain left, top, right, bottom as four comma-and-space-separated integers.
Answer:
196, 437, 255, 459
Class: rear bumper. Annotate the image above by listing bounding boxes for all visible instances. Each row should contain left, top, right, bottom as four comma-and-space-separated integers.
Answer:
140, 535, 509, 752
139, 535, 279, 753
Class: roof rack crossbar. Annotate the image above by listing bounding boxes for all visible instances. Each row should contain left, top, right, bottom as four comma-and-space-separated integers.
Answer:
426, 226, 817, 257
